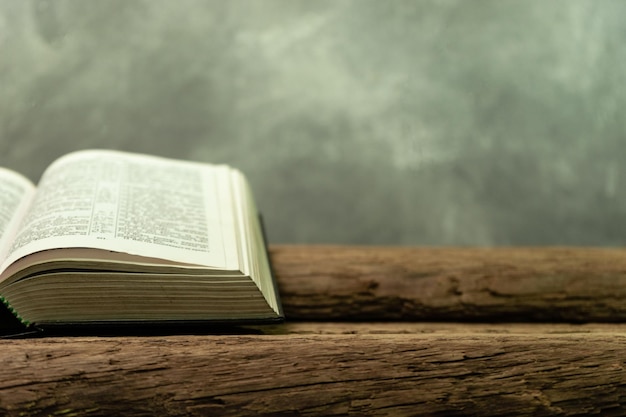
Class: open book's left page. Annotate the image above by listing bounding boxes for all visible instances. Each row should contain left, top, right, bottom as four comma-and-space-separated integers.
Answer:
0, 168, 35, 264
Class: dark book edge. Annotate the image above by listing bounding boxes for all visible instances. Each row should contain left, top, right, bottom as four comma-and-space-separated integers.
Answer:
259, 213, 285, 320
0, 296, 34, 338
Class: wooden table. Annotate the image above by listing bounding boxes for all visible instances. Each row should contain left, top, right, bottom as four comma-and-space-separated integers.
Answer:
2, 245, 626, 416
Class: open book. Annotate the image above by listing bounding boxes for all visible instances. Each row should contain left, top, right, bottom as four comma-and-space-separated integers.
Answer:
0, 150, 283, 332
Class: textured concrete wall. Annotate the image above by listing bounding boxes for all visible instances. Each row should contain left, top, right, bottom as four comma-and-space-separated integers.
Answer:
1, 0, 624, 244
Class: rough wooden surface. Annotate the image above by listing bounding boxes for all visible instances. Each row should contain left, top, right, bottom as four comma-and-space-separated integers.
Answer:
3, 245, 626, 416
256, 321, 626, 336
271, 245, 626, 321
2, 324, 626, 416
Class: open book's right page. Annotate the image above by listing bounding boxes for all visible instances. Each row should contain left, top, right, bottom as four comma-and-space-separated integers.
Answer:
0, 151, 241, 277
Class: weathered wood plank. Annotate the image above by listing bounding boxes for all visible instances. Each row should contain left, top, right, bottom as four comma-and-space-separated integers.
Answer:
3, 245, 626, 416
271, 245, 626, 321
1, 330, 626, 416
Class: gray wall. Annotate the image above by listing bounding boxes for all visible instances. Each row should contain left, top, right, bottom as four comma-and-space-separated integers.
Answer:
1, 0, 625, 245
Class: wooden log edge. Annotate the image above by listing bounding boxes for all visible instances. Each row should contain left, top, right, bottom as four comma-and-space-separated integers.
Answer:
270, 245, 626, 322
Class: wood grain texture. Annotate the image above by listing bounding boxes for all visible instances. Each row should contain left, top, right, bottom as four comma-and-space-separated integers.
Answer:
255, 321, 626, 336
270, 245, 626, 321
1, 328, 626, 416
4, 245, 626, 416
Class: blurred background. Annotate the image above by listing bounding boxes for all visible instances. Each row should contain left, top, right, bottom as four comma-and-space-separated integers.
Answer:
0, 0, 624, 245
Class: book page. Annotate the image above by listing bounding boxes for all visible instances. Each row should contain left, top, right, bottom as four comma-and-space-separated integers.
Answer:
0, 168, 36, 263
0, 150, 240, 275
